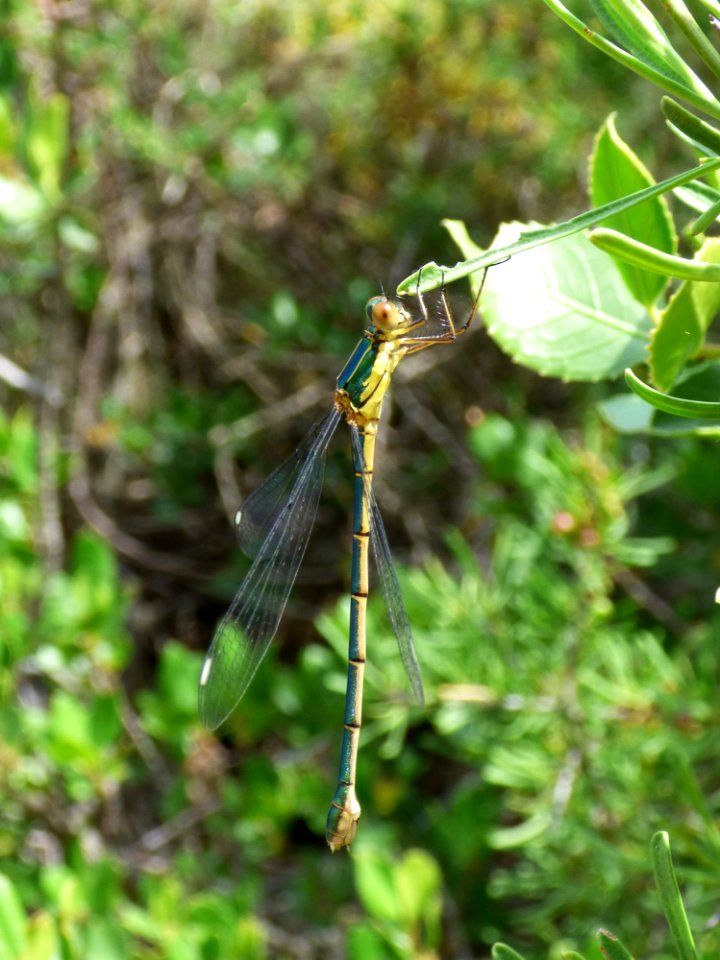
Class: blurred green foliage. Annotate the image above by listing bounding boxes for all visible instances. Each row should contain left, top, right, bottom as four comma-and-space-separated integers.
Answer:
2, 0, 720, 958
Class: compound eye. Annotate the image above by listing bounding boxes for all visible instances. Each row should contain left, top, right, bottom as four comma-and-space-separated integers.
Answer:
371, 299, 401, 330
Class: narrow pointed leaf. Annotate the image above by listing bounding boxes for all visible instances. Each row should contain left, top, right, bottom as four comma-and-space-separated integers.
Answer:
597, 928, 635, 960
697, 0, 720, 16
590, 0, 713, 98
492, 945, 529, 960
398, 155, 720, 294
650, 832, 698, 960
541, 0, 720, 121
662, 98, 720, 156
0, 874, 25, 959
689, 196, 720, 234
660, 0, 720, 78
24, 89, 69, 202
673, 181, 720, 214
625, 367, 720, 418
590, 228, 720, 280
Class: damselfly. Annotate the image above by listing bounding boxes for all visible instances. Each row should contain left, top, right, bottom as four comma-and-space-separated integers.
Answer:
199, 272, 486, 850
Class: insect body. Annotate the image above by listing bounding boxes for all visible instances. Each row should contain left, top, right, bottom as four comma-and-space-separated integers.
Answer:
199, 279, 483, 850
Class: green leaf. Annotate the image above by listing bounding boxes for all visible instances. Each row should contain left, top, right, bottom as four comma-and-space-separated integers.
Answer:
82, 919, 129, 960
23, 89, 69, 202
492, 945, 529, 960
0, 94, 14, 155
398, 154, 720, 294
662, 97, 720, 157
661, 0, 720, 77
597, 928, 635, 960
673, 181, 720, 215
650, 832, 698, 960
541, 0, 720, 120
590, 228, 720, 280
347, 923, 395, 960
467, 223, 651, 381
353, 851, 400, 924
488, 811, 552, 849
689, 196, 720, 235
650, 238, 720, 389
589, 0, 712, 100
394, 849, 442, 935
0, 175, 46, 226
590, 114, 675, 306
0, 874, 26, 960
23, 913, 59, 960
625, 367, 720, 418
599, 393, 655, 433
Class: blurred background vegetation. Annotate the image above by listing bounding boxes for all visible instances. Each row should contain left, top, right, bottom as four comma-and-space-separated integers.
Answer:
2, 0, 720, 958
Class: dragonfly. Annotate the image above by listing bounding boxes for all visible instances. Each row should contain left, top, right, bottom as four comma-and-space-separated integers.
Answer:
199, 270, 487, 851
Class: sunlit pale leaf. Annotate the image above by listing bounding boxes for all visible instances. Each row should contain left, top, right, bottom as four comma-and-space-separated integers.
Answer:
460, 222, 651, 382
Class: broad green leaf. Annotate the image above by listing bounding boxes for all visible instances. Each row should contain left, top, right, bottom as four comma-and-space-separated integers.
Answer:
398, 154, 720, 294
590, 114, 675, 306
353, 851, 400, 924
625, 367, 720, 419
650, 832, 698, 960
650, 238, 720, 389
590, 0, 713, 101
0, 874, 25, 960
590, 228, 720, 280
459, 222, 651, 382
597, 928, 635, 960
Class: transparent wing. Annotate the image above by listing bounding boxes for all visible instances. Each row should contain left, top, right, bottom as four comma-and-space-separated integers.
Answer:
350, 427, 425, 706
237, 414, 335, 559
199, 408, 342, 729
